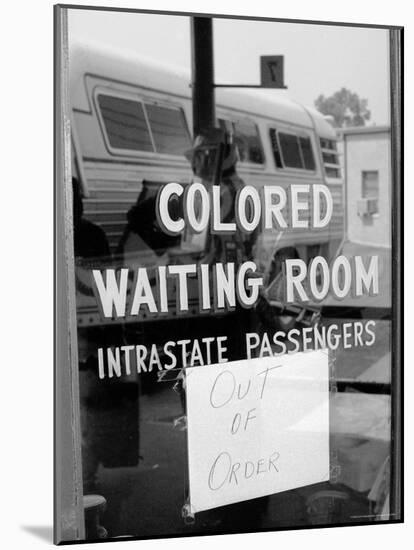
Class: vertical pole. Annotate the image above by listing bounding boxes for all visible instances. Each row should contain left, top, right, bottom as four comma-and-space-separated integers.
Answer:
191, 17, 215, 136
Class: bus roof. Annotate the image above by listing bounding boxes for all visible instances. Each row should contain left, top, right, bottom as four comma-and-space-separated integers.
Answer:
69, 41, 336, 138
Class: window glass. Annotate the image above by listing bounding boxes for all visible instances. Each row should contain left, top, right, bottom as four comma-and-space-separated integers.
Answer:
233, 119, 264, 164
325, 167, 341, 178
278, 132, 302, 168
320, 138, 337, 151
64, 16, 400, 545
97, 94, 153, 152
320, 137, 341, 178
362, 170, 379, 214
218, 118, 234, 133
145, 104, 191, 155
362, 171, 379, 198
71, 118, 398, 540
270, 130, 316, 171
322, 152, 338, 165
299, 136, 316, 170
269, 128, 283, 168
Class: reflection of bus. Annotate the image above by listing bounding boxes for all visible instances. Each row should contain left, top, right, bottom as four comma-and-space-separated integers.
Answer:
70, 42, 344, 327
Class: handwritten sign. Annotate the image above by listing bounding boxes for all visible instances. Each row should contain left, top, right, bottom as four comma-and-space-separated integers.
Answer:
186, 350, 330, 513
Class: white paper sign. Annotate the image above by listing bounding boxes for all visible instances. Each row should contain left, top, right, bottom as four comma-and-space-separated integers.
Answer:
186, 350, 330, 513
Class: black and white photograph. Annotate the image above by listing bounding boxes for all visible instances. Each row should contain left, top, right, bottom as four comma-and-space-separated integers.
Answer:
53, 4, 402, 545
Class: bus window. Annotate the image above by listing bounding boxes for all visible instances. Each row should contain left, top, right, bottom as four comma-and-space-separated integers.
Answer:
278, 132, 302, 168
233, 119, 264, 164
97, 94, 153, 152
299, 136, 316, 170
269, 128, 283, 168
320, 137, 342, 178
218, 117, 264, 165
145, 104, 191, 155
276, 131, 316, 171
218, 118, 234, 133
